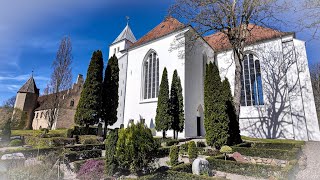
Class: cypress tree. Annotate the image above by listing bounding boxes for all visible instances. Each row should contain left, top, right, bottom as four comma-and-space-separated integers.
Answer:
155, 68, 171, 138
75, 50, 104, 127
102, 54, 119, 133
222, 78, 242, 145
204, 62, 229, 149
105, 129, 118, 176
170, 70, 185, 139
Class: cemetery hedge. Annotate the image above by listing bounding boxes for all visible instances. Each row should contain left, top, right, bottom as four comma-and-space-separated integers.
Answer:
171, 163, 192, 173
137, 170, 224, 180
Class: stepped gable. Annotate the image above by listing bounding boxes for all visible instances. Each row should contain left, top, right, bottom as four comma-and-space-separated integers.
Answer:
130, 17, 186, 49
18, 77, 39, 94
204, 24, 293, 52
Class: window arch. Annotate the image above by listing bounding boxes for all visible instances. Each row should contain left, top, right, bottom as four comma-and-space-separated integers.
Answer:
143, 50, 159, 99
241, 53, 264, 106
70, 99, 75, 107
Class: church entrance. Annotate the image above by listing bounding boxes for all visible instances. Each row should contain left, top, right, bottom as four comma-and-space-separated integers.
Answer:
196, 105, 205, 137
197, 116, 201, 136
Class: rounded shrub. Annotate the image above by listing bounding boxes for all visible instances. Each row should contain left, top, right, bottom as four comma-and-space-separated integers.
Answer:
9, 139, 23, 147
170, 145, 179, 166
220, 145, 232, 160
188, 141, 198, 160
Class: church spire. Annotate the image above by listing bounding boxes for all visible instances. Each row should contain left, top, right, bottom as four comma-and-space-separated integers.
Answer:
112, 17, 137, 44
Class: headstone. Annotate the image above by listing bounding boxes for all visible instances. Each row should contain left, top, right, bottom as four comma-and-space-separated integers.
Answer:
192, 158, 210, 176
232, 152, 246, 163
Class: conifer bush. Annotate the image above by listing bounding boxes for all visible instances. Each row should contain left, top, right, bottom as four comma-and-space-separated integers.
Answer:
188, 141, 198, 160
2, 118, 11, 142
169, 145, 179, 166
105, 129, 118, 176
204, 62, 229, 149
116, 122, 158, 173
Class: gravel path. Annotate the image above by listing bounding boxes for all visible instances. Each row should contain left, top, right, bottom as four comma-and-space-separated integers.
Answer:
296, 141, 320, 180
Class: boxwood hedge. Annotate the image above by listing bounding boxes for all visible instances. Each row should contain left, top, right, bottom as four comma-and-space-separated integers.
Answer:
137, 170, 224, 180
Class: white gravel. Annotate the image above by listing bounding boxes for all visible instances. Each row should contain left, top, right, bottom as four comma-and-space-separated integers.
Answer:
296, 141, 320, 180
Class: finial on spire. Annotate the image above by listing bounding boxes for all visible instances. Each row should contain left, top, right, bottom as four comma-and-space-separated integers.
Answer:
126, 16, 130, 26
31, 69, 34, 78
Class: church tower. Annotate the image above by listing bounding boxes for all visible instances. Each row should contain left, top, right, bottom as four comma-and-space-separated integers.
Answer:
109, 19, 137, 59
13, 75, 39, 129
107, 18, 136, 128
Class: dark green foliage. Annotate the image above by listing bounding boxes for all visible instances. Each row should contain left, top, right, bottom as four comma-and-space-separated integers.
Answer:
65, 149, 102, 162
206, 157, 293, 178
179, 143, 188, 154
169, 145, 179, 166
155, 147, 171, 158
166, 139, 179, 146
170, 70, 185, 139
2, 118, 11, 141
171, 163, 192, 173
196, 141, 206, 147
9, 139, 23, 146
251, 142, 301, 150
102, 54, 119, 128
75, 50, 104, 126
188, 141, 197, 159
116, 122, 159, 173
231, 146, 300, 160
156, 68, 171, 138
222, 78, 242, 145
105, 129, 118, 176
204, 62, 229, 149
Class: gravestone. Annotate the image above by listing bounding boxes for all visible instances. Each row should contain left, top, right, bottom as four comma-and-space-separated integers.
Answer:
192, 158, 210, 176
232, 152, 247, 163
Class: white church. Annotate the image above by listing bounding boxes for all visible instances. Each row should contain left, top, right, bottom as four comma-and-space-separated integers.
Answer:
108, 17, 320, 141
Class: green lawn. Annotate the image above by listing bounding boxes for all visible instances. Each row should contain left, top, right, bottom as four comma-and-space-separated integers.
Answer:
12, 129, 68, 137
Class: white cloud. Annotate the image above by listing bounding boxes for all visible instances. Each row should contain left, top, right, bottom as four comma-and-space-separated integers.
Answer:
0, 74, 49, 81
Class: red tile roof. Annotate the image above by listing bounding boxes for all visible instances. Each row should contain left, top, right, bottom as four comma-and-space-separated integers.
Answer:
130, 17, 186, 49
204, 24, 292, 52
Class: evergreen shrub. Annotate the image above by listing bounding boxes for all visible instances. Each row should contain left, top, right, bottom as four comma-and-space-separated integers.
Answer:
188, 141, 197, 159
9, 139, 23, 147
169, 145, 179, 166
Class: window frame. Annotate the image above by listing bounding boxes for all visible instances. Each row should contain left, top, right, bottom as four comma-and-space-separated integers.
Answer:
141, 49, 160, 103
241, 53, 264, 107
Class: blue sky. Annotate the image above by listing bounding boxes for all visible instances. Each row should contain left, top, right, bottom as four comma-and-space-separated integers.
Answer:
0, 0, 319, 104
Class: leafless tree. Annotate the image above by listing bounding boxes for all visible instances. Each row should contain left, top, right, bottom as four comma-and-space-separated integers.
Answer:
46, 36, 73, 129
298, 0, 320, 39
170, 0, 284, 120
3, 96, 16, 108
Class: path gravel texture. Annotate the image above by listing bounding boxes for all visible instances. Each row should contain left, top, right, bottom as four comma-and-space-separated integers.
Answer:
296, 141, 320, 180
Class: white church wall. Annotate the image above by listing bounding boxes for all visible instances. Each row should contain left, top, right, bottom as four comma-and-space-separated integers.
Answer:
293, 39, 320, 141
109, 40, 126, 59
123, 29, 187, 138
184, 30, 215, 137
216, 36, 320, 140
109, 54, 128, 129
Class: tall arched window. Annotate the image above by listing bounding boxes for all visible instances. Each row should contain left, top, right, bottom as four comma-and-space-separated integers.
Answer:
143, 51, 159, 99
241, 53, 264, 106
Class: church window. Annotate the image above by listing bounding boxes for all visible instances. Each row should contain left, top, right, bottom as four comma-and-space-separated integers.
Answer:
40, 112, 43, 118
241, 54, 264, 106
114, 48, 116, 54
36, 113, 38, 119
70, 99, 74, 107
143, 51, 159, 99
117, 47, 120, 52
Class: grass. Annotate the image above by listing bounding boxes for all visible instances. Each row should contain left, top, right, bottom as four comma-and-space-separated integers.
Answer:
12, 129, 68, 137
241, 136, 305, 146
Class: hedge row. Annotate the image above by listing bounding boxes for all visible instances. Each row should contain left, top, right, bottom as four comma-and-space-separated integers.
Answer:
138, 170, 224, 180
24, 136, 75, 147
207, 157, 292, 178
65, 149, 102, 162
66, 144, 105, 151
171, 163, 192, 173
155, 147, 170, 158
231, 146, 300, 160
251, 142, 302, 150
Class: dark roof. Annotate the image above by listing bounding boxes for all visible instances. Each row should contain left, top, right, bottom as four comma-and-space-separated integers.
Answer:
35, 90, 68, 111
204, 24, 293, 52
130, 17, 186, 49
18, 77, 39, 94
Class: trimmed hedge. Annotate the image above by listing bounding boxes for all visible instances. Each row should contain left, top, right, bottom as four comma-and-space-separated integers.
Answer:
251, 142, 301, 150
138, 170, 223, 180
66, 144, 105, 151
207, 157, 282, 178
79, 135, 103, 145
166, 139, 179, 146
171, 163, 192, 173
155, 147, 170, 158
24, 136, 75, 147
9, 139, 23, 147
231, 146, 300, 160
65, 149, 102, 162
169, 145, 179, 166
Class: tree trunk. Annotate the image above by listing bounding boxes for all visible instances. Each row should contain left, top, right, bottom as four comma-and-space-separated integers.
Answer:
233, 51, 243, 121
173, 130, 176, 139
162, 131, 166, 138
